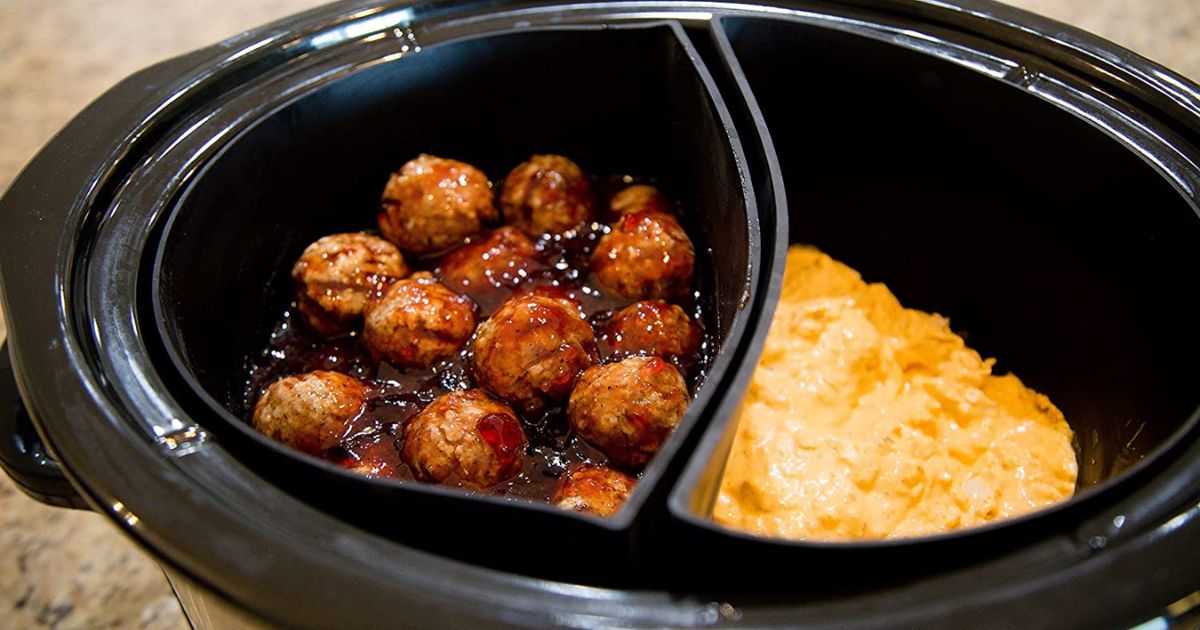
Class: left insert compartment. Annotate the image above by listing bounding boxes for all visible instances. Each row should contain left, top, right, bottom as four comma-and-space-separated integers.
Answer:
150, 21, 762, 582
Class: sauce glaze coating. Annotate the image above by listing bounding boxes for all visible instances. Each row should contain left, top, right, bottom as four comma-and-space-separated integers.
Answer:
552, 464, 637, 517
568, 356, 690, 468
243, 171, 712, 506
379, 154, 498, 255
602, 300, 701, 361
591, 210, 694, 300
437, 226, 543, 298
362, 273, 477, 368
291, 232, 408, 336
473, 295, 597, 414
500, 155, 594, 236
402, 389, 526, 488
252, 371, 368, 456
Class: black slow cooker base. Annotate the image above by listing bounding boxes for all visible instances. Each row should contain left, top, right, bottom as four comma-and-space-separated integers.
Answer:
2, 1, 1198, 627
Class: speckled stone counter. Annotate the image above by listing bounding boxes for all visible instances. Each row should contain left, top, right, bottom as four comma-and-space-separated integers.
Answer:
0, 1, 1196, 627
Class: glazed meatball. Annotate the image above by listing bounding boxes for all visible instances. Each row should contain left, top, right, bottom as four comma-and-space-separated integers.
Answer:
438, 226, 542, 293
590, 210, 694, 300
379, 155, 498, 255
552, 464, 637, 517
291, 232, 408, 336
252, 371, 368, 456
473, 295, 596, 413
500, 155, 594, 236
603, 301, 701, 360
401, 389, 526, 487
610, 184, 670, 217
568, 356, 690, 468
362, 273, 476, 368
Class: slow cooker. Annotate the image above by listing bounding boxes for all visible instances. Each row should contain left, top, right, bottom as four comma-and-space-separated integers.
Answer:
1, 1, 1198, 627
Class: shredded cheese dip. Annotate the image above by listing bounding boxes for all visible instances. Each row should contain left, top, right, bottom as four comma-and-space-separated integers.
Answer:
714, 246, 1078, 540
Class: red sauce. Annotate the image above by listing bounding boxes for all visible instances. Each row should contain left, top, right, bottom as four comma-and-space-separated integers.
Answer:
477, 413, 525, 468
618, 210, 652, 232
643, 357, 667, 374
239, 175, 714, 503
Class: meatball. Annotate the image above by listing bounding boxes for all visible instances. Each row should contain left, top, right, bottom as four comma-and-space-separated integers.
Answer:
401, 389, 526, 487
568, 356, 690, 468
379, 154, 498, 255
362, 273, 476, 368
610, 184, 670, 217
438, 226, 542, 292
473, 295, 596, 413
590, 210, 695, 300
252, 371, 368, 456
500, 154, 594, 236
603, 301, 701, 360
552, 464, 637, 517
291, 232, 408, 336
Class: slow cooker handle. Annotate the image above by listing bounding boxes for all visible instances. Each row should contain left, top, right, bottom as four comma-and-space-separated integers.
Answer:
0, 342, 90, 509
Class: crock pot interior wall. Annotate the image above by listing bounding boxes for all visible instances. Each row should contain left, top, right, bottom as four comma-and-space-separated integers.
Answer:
152, 24, 752, 581
724, 18, 1200, 488
157, 25, 746, 420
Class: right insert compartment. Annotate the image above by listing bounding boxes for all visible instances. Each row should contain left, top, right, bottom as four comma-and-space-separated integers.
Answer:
671, 13, 1200, 558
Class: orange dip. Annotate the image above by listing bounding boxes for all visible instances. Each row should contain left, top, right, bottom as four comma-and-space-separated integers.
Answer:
713, 246, 1078, 540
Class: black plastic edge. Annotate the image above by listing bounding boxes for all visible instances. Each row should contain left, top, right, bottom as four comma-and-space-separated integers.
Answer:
0, 342, 89, 509
665, 17, 788, 526
894, 0, 1200, 138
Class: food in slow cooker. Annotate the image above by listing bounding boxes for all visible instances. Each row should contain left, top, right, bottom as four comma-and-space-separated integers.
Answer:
291, 232, 408, 336
472, 294, 598, 415
437, 226, 543, 295
340, 443, 398, 479
601, 300, 701, 361
401, 389, 527, 487
568, 356, 690, 468
552, 464, 637, 517
590, 209, 695, 300
500, 154, 594, 236
714, 246, 1079, 540
243, 154, 710, 516
609, 184, 670, 216
362, 272, 477, 368
379, 154, 499, 255
252, 371, 369, 456
514, 284, 591, 315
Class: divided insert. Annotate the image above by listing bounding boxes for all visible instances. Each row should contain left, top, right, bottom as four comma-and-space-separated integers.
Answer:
152, 22, 759, 582
667, 14, 1200, 582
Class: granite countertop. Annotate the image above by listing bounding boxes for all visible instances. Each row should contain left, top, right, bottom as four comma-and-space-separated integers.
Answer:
0, 1, 1197, 627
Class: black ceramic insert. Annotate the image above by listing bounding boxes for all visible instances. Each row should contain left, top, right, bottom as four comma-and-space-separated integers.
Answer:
3, 2, 1200, 628
731, 18, 1200, 488
153, 22, 759, 582
668, 14, 1200, 584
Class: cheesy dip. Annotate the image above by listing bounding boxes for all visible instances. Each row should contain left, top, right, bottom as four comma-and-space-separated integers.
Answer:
713, 246, 1078, 540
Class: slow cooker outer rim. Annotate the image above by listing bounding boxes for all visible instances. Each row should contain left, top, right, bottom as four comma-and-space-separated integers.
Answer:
1, 0, 1199, 627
